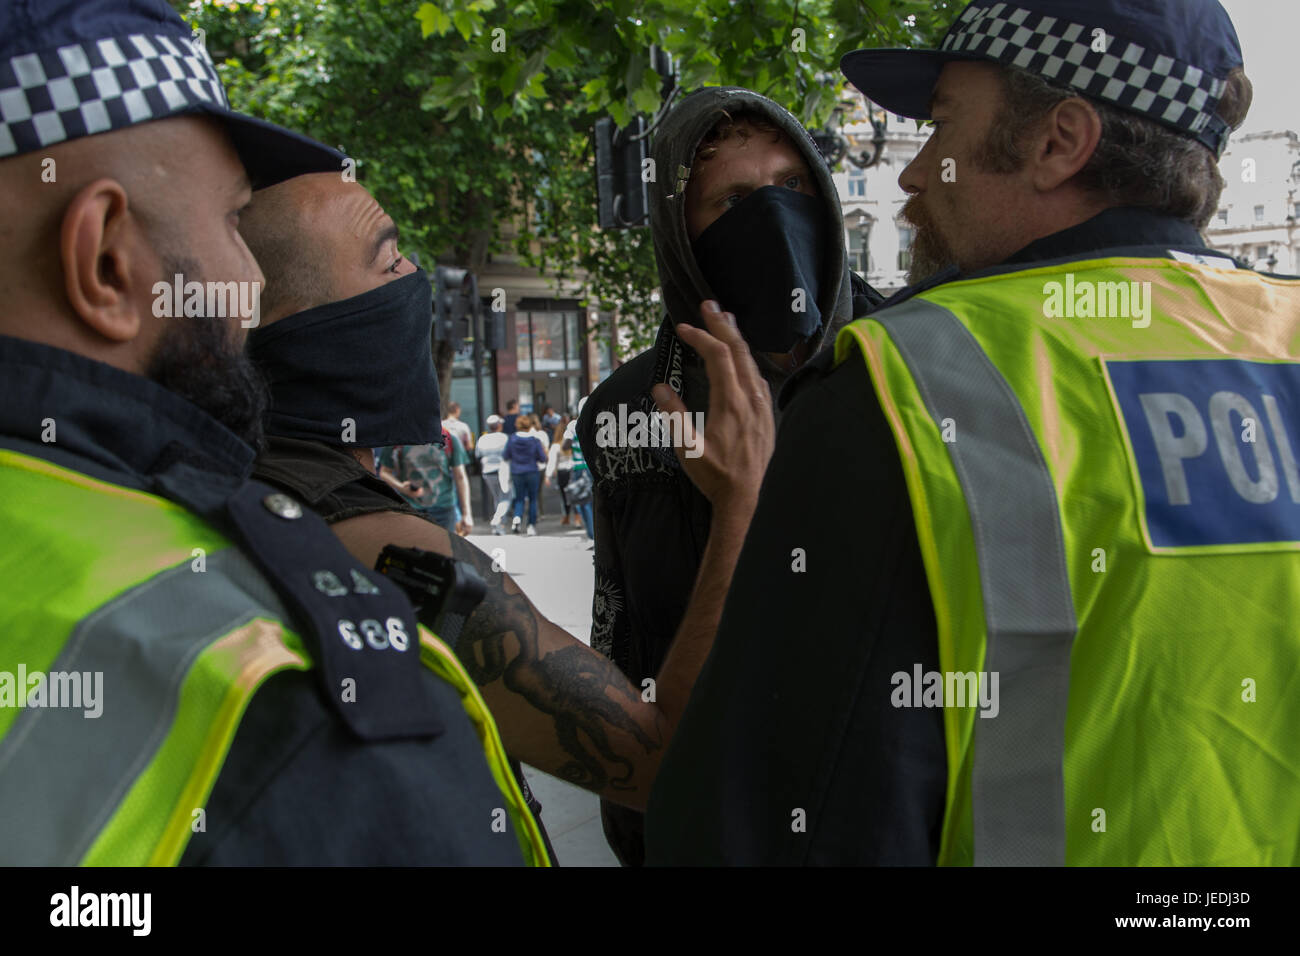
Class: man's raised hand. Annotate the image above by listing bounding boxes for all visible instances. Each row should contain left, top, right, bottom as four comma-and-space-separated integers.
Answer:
651, 300, 775, 516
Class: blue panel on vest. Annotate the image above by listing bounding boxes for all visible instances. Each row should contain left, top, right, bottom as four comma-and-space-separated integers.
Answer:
1106, 359, 1300, 548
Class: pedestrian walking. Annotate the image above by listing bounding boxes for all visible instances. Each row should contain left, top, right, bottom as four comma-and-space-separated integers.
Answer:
547, 421, 575, 524
521, 415, 551, 516
377, 429, 472, 535
506, 414, 547, 535
443, 401, 474, 452
476, 414, 512, 533
565, 409, 595, 546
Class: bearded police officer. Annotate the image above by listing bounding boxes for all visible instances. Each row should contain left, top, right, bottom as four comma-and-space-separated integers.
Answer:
648, 0, 1300, 865
0, 0, 545, 865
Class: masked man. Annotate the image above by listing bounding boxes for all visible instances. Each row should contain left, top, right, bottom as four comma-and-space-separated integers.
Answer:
577, 87, 884, 865
237, 174, 772, 854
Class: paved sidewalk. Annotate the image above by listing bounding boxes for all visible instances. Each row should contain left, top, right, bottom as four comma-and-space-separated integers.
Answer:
465, 502, 621, 867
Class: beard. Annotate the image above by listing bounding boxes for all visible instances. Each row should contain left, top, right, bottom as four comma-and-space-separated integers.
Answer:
145, 255, 270, 454
901, 195, 960, 286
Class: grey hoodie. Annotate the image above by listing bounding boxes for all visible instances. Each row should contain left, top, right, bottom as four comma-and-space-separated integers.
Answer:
647, 86, 873, 402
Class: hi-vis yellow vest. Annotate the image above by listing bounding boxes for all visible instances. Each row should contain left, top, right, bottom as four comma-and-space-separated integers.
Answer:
0, 449, 549, 866
836, 254, 1300, 866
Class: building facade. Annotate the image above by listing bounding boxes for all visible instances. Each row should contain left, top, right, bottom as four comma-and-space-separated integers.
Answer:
830, 105, 933, 299
1203, 129, 1300, 273
445, 243, 618, 432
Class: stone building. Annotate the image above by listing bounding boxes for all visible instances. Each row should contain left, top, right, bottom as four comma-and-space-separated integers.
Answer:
1203, 129, 1300, 273
830, 103, 933, 297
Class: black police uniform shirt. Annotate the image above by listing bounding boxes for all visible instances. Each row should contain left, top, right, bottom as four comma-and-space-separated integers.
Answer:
0, 338, 525, 865
250, 435, 559, 863
643, 207, 1231, 865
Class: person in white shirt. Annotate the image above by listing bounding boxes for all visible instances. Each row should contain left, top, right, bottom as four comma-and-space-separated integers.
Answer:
443, 401, 474, 453
475, 415, 511, 533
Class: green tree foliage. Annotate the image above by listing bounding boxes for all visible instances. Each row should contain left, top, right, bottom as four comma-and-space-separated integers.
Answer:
176, 0, 949, 366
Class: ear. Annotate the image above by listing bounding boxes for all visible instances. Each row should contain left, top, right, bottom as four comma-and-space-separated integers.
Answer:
1030, 97, 1102, 192
60, 178, 150, 343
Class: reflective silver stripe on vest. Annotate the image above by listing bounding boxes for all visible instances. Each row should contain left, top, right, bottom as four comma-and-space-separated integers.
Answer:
0, 549, 288, 865
876, 298, 1078, 866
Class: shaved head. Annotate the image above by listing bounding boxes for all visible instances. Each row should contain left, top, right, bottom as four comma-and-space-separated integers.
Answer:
240, 173, 416, 326
0, 115, 257, 357
237, 174, 335, 323
0, 114, 269, 447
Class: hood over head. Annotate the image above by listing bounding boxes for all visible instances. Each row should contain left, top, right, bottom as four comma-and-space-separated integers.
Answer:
648, 87, 855, 385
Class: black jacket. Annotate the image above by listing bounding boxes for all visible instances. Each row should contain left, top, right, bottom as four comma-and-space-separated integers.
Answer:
644, 206, 1237, 864
0, 337, 525, 865
577, 86, 884, 865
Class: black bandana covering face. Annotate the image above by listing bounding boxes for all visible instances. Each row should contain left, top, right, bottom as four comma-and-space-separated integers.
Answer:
690, 185, 827, 353
247, 268, 442, 447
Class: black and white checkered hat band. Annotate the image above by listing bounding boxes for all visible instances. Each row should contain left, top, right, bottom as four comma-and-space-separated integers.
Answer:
0, 33, 227, 158
942, 2, 1230, 156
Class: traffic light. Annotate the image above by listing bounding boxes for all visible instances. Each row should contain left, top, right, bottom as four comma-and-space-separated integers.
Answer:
433, 266, 470, 345
595, 115, 649, 230
456, 272, 479, 345
594, 45, 675, 231
483, 308, 506, 351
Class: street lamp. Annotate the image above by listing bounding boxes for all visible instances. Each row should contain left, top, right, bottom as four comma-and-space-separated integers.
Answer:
844, 102, 890, 169
856, 212, 874, 274
809, 125, 846, 170
812, 98, 889, 171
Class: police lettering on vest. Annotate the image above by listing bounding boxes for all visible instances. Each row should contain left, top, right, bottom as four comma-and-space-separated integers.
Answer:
1107, 359, 1300, 549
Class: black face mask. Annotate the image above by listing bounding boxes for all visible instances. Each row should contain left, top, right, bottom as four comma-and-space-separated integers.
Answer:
247, 269, 441, 447
690, 186, 827, 353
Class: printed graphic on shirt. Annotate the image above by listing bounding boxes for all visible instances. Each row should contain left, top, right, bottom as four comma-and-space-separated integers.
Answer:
596, 442, 678, 483
591, 571, 624, 661
592, 404, 704, 459
1104, 357, 1300, 552
379, 440, 464, 513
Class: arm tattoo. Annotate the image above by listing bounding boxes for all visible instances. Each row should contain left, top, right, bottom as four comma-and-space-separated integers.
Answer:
448, 535, 663, 793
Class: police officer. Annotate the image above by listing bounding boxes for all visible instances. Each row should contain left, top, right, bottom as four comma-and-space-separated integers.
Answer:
0, 0, 545, 865
647, 0, 1300, 865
